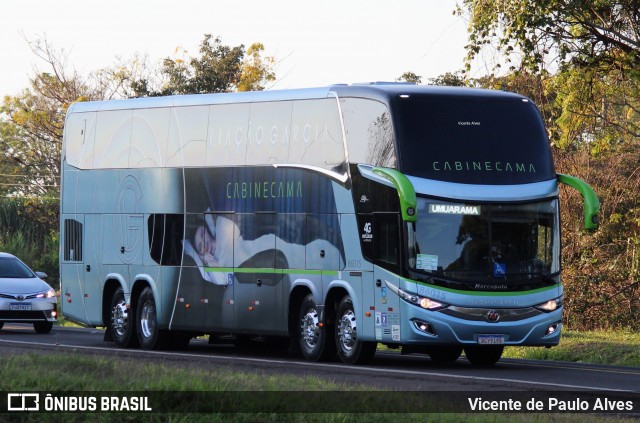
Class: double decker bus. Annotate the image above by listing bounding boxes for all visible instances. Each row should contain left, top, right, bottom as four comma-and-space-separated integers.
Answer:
60, 83, 599, 365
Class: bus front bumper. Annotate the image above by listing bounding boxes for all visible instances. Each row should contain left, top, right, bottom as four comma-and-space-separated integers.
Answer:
401, 304, 562, 347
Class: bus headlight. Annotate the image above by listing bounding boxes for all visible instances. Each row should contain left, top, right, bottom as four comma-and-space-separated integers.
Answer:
534, 296, 563, 312
385, 280, 448, 311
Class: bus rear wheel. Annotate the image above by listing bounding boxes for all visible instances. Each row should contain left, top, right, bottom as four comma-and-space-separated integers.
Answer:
335, 296, 376, 364
136, 287, 171, 350
110, 288, 138, 348
298, 294, 335, 361
464, 345, 504, 366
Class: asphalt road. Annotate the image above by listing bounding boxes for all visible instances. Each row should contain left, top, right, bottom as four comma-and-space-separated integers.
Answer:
2, 323, 640, 396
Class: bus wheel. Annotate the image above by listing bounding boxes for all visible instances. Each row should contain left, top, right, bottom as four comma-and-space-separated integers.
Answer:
335, 296, 376, 364
136, 287, 169, 350
298, 294, 334, 361
464, 345, 504, 366
110, 288, 138, 348
428, 346, 463, 363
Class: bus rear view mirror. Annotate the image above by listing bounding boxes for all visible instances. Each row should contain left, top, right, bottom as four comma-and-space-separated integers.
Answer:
557, 173, 600, 231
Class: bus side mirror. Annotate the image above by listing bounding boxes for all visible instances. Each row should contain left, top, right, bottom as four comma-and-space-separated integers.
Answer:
557, 173, 600, 231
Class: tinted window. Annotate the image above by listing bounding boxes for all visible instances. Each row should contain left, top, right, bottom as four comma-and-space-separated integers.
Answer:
63, 219, 83, 262
392, 95, 555, 184
341, 98, 396, 167
148, 214, 184, 266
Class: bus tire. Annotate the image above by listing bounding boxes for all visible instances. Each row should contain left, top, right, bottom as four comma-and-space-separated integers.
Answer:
428, 346, 463, 363
335, 296, 376, 364
298, 294, 335, 361
110, 288, 138, 348
136, 287, 169, 350
464, 345, 504, 366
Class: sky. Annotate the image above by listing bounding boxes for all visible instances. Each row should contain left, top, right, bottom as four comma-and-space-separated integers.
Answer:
1, 0, 470, 97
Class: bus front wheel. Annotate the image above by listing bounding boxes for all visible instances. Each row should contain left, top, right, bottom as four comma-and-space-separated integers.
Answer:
298, 294, 335, 361
464, 345, 504, 366
335, 296, 376, 364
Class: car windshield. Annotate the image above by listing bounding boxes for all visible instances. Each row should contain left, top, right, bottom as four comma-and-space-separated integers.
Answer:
0, 257, 35, 278
407, 198, 560, 284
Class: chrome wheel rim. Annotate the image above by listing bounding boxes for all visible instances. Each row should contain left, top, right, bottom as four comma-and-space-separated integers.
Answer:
140, 300, 156, 339
112, 299, 128, 337
337, 309, 357, 353
300, 308, 320, 349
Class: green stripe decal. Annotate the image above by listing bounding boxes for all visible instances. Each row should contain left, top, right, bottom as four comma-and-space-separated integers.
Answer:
203, 267, 338, 276
412, 279, 558, 296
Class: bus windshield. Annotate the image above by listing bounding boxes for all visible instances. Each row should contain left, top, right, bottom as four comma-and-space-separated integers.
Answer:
407, 198, 560, 286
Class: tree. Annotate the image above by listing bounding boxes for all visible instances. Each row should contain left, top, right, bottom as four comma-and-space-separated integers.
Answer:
0, 39, 97, 196
113, 35, 276, 97
396, 72, 422, 84
429, 71, 467, 87
459, 0, 640, 147
238, 43, 276, 92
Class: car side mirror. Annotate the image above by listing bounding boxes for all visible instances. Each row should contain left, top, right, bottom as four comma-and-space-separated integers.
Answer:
35, 271, 48, 279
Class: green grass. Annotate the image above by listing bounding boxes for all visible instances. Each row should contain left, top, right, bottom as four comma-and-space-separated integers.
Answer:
502, 329, 640, 367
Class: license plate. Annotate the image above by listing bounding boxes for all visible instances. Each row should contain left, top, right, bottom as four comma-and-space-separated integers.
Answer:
10, 303, 31, 311
478, 335, 504, 345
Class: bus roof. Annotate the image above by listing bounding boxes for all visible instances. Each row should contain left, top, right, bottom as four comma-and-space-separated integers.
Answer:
67, 84, 529, 114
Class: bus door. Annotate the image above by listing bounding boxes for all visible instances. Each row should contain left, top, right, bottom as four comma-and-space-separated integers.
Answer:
372, 212, 402, 344
82, 214, 103, 325
233, 213, 281, 333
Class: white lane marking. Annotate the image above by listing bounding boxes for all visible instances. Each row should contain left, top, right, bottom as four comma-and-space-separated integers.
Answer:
0, 337, 635, 393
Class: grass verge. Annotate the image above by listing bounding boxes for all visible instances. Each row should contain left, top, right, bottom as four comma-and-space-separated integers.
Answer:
502, 329, 640, 367
0, 353, 636, 423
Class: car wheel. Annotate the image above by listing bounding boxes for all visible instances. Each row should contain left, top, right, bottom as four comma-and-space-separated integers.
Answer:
110, 288, 138, 348
33, 321, 53, 334
136, 287, 169, 350
298, 294, 335, 361
335, 296, 376, 364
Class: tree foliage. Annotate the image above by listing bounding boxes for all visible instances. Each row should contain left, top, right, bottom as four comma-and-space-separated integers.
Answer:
460, 0, 640, 147
396, 72, 423, 84
0, 39, 97, 196
108, 35, 276, 97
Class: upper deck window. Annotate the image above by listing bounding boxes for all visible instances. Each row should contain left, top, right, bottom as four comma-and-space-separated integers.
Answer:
392, 94, 555, 185
341, 98, 396, 168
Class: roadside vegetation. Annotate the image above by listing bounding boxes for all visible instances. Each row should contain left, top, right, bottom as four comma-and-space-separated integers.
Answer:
503, 330, 640, 367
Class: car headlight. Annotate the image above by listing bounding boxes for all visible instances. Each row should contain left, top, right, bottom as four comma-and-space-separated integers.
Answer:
36, 289, 56, 299
534, 296, 563, 312
385, 280, 448, 311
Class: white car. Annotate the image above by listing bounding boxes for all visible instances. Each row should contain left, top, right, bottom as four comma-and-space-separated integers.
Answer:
0, 252, 57, 333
